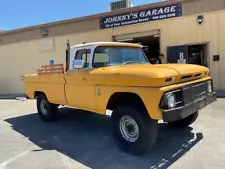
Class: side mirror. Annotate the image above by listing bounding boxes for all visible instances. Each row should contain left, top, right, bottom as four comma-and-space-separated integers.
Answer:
142, 46, 149, 52
73, 60, 85, 69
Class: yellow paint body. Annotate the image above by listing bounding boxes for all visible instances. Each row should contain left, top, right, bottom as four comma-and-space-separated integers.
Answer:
24, 62, 210, 120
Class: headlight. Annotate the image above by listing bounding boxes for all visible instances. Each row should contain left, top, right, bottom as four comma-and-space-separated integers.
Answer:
167, 94, 176, 108
161, 93, 176, 109
207, 81, 212, 93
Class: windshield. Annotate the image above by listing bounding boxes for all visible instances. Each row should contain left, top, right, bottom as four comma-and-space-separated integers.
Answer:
92, 46, 150, 68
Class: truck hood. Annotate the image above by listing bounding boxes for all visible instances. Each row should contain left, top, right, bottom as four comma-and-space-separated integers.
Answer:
92, 64, 209, 87
151, 64, 209, 76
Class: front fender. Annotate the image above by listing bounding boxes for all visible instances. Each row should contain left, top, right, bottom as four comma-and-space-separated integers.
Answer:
96, 85, 164, 120
96, 77, 213, 120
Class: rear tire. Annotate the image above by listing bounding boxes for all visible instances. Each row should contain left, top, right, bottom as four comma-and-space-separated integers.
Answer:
168, 111, 199, 128
112, 105, 158, 155
37, 94, 58, 122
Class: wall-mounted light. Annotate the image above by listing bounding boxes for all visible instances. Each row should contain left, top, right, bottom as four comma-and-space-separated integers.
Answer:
197, 15, 204, 25
40, 28, 49, 36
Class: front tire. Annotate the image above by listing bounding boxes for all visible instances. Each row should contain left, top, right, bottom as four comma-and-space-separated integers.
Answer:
112, 105, 158, 155
168, 111, 199, 128
37, 94, 58, 122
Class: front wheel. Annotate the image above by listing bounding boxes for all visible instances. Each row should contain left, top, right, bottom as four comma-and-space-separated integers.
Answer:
111, 105, 158, 155
168, 111, 199, 128
37, 94, 59, 122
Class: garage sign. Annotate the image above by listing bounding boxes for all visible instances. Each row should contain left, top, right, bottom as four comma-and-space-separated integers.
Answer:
100, 3, 182, 29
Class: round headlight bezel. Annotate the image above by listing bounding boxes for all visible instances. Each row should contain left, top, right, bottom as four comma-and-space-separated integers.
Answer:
161, 93, 176, 109
167, 94, 176, 108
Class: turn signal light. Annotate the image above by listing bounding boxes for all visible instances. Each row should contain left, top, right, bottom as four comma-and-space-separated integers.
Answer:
165, 77, 174, 83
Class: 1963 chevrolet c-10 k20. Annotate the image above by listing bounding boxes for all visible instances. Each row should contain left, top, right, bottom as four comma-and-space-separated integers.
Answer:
23, 41, 217, 155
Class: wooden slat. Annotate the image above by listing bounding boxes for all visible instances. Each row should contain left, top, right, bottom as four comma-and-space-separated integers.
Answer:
37, 71, 63, 74
37, 68, 63, 71
38, 71, 63, 74
38, 72, 63, 75
38, 69, 63, 71
37, 63, 64, 75
41, 64, 63, 68
37, 69, 63, 72
37, 70, 63, 72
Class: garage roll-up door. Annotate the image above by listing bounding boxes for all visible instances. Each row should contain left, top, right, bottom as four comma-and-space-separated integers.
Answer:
114, 30, 160, 42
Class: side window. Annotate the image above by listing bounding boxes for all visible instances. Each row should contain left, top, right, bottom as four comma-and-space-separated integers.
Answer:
75, 49, 85, 60
86, 49, 91, 67
93, 47, 110, 68
75, 49, 91, 68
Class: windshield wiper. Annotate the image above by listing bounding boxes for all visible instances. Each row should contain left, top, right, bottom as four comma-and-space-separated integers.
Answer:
122, 61, 146, 65
123, 61, 134, 65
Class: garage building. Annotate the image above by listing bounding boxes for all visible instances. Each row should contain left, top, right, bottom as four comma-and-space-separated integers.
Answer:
0, 0, 225, 97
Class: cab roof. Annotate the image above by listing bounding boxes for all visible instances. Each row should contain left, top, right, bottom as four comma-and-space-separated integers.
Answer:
71, 42, 143, 49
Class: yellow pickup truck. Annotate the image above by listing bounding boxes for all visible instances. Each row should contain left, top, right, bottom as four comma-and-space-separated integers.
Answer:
23, 41, 217, 155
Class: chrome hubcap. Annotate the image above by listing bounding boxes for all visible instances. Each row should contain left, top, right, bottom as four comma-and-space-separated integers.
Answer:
40, 99, 48, 115
119, 116, 139, 142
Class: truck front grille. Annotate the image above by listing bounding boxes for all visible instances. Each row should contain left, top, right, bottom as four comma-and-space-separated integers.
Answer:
182, 82, 207, 105
160, 80, 210, 110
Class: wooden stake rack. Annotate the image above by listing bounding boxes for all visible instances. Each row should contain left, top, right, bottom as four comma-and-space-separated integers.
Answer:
37, 64, 64, 75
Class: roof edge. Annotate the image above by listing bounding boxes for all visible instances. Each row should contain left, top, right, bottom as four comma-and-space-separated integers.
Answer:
0, 0, 190, 36
71, 42, 143, 48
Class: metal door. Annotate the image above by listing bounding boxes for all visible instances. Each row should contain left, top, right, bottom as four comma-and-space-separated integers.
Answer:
167, 45, 188, 64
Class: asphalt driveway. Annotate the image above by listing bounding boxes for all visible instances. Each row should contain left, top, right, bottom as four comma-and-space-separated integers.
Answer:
0, 99, 224, 169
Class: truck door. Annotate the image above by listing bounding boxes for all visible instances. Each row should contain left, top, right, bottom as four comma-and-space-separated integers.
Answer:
65, 48, 97, 112
167, 45, 188, 64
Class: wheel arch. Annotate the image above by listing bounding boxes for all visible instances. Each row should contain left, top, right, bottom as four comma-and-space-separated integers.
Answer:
34, 91, 46, 99
106, 92, 150, 118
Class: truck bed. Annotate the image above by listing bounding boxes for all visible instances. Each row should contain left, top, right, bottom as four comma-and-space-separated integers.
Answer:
24, 64, 67, 105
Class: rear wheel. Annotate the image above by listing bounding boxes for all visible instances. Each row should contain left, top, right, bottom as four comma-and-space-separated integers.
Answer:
37, 94, 58, 122
112, 105, 158, 155
168, 111, 199, 128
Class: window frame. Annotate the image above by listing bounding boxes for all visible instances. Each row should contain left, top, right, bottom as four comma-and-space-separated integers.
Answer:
74, 48, 91, 68
92, 46, 149, 68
